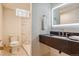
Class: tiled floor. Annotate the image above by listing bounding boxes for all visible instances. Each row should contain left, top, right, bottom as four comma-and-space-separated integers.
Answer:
0, 46, 28, 56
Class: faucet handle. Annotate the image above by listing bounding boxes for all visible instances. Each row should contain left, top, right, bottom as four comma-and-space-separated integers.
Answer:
66, 32, 69, 37
59, 32, 61, 36
58, 32, 62, 36
62, 32, 64, 37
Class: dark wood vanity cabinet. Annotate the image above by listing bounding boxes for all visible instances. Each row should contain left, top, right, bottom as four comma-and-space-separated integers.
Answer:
69, 42, 79, 55
39, 35, 79, 56
39, 35, 52, 46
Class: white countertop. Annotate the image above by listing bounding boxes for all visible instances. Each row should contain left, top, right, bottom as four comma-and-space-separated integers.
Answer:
42, 34, 79, 43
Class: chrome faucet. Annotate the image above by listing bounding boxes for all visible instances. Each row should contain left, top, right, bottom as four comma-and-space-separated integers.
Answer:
61, 29, 64, 37
58, 32, 61, 36
58, 29, 64, 36
58, 32, 64, 36
66, 32, 69, 37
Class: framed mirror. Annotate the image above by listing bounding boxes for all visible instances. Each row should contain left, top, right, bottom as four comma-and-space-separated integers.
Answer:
52, 3, 79, 26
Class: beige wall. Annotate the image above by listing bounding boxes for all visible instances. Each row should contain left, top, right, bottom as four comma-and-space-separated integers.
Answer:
3, 8, 21, 36
3, 8, 21, 46
60, 8, 79, 24
0, 4, 3, 40
2, 3, 32, 55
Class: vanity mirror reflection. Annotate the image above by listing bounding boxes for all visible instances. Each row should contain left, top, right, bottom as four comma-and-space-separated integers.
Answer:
52, 3, 79, 25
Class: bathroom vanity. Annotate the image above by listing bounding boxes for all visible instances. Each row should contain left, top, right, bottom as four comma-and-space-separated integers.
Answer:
39, 31, 79, 56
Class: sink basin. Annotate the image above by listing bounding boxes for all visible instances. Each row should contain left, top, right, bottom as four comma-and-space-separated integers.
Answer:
51, 36, 79, 42
68, 36, 79, 41
69, 38, 79, 41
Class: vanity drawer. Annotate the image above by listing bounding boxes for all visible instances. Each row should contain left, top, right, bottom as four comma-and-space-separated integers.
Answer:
50, 37, 69, 52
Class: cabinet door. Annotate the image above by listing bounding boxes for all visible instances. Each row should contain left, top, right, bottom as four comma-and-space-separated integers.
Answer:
39, 35, 51, 45
69, 41, 79, 55
50, 37, 71, 55
50, 37, 68, 51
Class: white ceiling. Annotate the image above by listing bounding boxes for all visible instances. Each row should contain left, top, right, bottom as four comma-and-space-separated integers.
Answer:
60, 3, 79, 14
2, 3, 30, 10
51, 3, 62, 8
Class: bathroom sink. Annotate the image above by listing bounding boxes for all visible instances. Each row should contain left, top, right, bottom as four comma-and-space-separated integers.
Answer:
68, 36, 79, 41
51, 35, 79, 42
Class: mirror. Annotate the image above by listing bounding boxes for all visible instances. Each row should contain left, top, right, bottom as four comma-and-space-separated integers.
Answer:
52, 3, 79, 25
